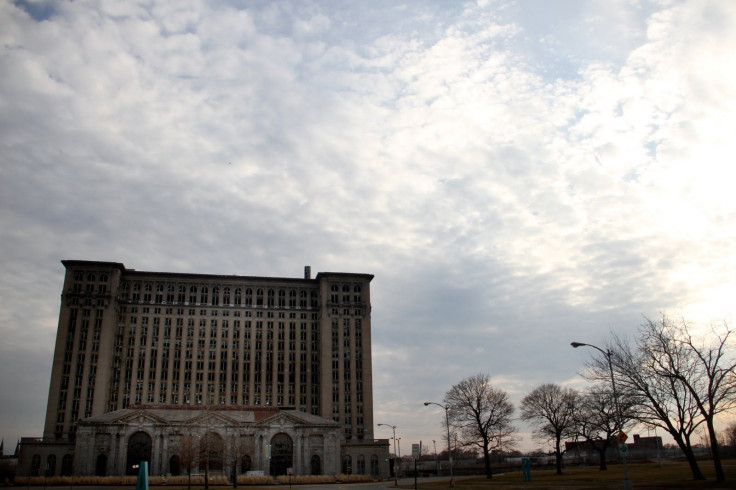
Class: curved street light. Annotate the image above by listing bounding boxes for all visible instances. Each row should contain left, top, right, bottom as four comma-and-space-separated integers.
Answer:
377, 423, 398, 486
571, 341, 632, 490
424, 402, 454, 487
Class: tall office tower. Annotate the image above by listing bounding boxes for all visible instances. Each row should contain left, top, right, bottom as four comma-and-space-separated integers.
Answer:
24, 260, 385, 477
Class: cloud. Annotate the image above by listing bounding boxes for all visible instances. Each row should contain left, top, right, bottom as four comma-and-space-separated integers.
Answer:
1, 0, 735, 450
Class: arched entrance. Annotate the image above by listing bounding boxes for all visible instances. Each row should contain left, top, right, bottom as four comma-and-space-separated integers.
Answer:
240, 455, 251, 473
169, 455, 180, 476
126, 431, 152, 475
310, 455, 321, 475
95, 454, 107, 476
269, 434, 293, 477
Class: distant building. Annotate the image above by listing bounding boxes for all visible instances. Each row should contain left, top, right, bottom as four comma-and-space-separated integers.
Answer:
0, 440, 20, 482
19, 261, 388, 478
565, 433, 664, 462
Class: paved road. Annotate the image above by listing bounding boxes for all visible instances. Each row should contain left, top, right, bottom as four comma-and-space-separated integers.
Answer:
21, 477, 457, 490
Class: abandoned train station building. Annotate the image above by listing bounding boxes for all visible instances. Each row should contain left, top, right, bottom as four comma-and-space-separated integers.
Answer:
18, 261, 389, 478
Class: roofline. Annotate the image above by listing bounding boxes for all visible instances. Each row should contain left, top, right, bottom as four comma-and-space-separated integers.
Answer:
61, 260, 373, 282
62, 260, 126, 271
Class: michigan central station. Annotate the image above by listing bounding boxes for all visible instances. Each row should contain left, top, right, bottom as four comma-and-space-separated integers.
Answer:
17, 261, 390, 479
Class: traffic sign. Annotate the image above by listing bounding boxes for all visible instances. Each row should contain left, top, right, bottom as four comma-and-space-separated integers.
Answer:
617, 430, 628, 443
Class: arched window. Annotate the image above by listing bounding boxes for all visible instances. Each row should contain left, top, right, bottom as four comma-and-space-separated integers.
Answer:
234, 288, 242, 305
87, 273, 96, 282
126, 431, 152, 475
357, 454, 365, 475
289, 290, 296, 308
212, 287, 220, 306
299, 290, 307, 308
256, 289, 263, 307
30, 454, 41, 476
200, 286, 209, 305
245, 288, 253, 306
370, 455, 379, 478
95, 454, 107, 476
199, 432, 223, 471
45, 454, 57, 477
310, 290, 319, 308
99, 274, 108, 282
223, 287, 231, 305
61, 454, 73, 476
342, 455, 352, 475
278, 290, 285, 307
269, 433, 293, 477
267, 289, 275, 307
310, 455, 321, 475
74, 272, 83, 281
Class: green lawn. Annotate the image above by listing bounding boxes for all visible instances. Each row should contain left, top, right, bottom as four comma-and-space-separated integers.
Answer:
400, 461, 736, 488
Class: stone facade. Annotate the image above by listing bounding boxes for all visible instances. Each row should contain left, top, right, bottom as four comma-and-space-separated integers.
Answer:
72, 407, 346, 477
19, 261, 390, 478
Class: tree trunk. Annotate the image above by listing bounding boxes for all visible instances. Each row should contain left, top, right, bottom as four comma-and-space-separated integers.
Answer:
595, 447, 607, 471
672, 433, 705, 481
554, 438, 563, 475
706, 419, 725, 481
482, 445, 492, 479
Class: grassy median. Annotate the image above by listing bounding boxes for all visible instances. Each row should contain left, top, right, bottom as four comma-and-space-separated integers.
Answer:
399, 460, 736, 488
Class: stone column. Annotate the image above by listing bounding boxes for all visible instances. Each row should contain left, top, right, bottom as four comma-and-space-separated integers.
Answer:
152, 431, 161, 475
293, 430, 301, 475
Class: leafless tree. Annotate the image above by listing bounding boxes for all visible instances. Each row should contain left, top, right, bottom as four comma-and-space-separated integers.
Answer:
444, 373, 517, 479
572, 385, 636, 471
723, 422, 736, 448
228, 435, 247, 488
585, 330, 706, 480
520, 383, 578, 475
649, 317, 736, 481
176, 434, 197, 490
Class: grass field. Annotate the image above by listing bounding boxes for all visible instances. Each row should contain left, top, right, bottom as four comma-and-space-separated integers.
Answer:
402, 460, 736, 488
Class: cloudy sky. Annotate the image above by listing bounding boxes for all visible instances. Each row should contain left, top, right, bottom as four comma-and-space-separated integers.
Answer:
2, 0, 735, 453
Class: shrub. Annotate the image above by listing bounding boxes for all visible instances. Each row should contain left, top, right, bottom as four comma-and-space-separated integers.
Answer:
235, 474, 275, 485
335, 474, 373, 483
275, 475, 336, 485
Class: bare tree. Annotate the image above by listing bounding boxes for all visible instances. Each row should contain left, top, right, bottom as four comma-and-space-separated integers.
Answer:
586, 331, 706, 480
723, 422, 736, 448
176, 434, 197, 490
228, 435, 247, 488
444, 373, 517, 479
647, 316, 736, 482
572, 385, 636, 471
520, 383, 578, 475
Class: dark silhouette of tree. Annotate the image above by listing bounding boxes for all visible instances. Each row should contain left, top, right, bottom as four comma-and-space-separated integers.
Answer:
585, 330, 706, 480
444, 373, 517, 479
520, 383, 578, 475
642, 316, 736, 481
572, 385, 636, 471
176, 434, 197, 490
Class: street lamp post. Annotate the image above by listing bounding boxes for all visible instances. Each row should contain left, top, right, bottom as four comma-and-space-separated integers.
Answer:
571, 342, 632, 490
378, 423, 398, 486
424, 402, 454, 488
